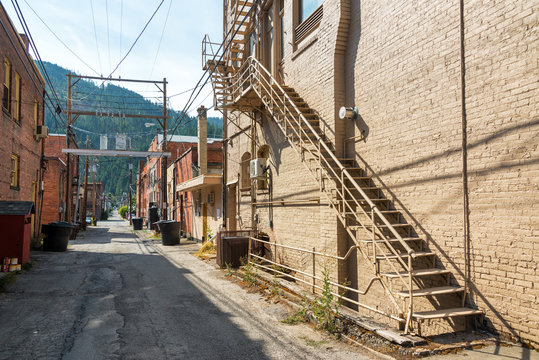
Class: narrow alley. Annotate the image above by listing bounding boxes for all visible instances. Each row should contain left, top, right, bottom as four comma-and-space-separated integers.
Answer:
0, 213, 371, 360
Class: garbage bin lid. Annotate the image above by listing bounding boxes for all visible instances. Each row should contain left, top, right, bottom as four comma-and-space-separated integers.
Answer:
154, 220, 178, 224
48, 221, 76, 228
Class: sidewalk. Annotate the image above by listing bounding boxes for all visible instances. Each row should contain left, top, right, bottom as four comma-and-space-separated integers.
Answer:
135, 228, 538, 360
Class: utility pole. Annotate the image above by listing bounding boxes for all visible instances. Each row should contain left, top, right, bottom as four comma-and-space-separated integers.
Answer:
161, 78, 168, 220
65, 73, 73, 222
129, 157, 133, 225
92, 157, 96, 224
81, 136, 90, 229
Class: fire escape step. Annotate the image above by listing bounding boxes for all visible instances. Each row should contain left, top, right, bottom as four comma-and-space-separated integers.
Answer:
396, 286, 464, 298
382, 268, 451, 278
357, 236, 424, 244
412, 307, 483, 320
375, 251, 435, 260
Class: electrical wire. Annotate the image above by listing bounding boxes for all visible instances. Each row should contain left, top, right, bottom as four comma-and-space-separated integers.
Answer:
168, 0, 258, 137
108, 0, 165, 78
21, 0, 100, 76
11, 0, 69, 130
105, 0, 111, 73
148, 0, 172, 81
90, 0, 102, 75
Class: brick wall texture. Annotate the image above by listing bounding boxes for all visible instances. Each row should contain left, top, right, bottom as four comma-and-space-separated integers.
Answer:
0, 4, 46, 238
222, 0, 538, 346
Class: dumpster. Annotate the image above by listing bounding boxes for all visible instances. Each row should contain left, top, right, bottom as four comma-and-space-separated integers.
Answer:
216, 230, 253, 268
42, 222, 75, 252
155, 220, 181, 246
132, 217, 143, 230
0, 201, 34, 265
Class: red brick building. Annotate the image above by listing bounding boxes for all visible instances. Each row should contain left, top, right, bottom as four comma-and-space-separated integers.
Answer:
170, 140, 222, 240
42, 134, 67, 225
137, 134, 222, 235
0, 3, 46, 239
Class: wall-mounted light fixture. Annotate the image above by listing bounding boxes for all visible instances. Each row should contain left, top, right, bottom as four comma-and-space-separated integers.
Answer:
339, 106, 358, 120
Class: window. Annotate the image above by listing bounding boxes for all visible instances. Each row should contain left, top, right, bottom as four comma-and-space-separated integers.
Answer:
257, 145, 270, 190
294, 0, 323, 44
300, 0, 321, 22
3, 57, 11, 111
240, 152, 251, 190
34, 99, 38, 125
248, 30, 257, 58
10, 154, 19, 189
13, 72, 21, 122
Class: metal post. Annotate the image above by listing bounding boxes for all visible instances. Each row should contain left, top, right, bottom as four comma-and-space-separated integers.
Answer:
80, 136, 89, 229
161, 78, 168, 220
129, 157, 133, 225
312, 247, 316, 294
92, 157, 96, 224
65, 74, 73, 222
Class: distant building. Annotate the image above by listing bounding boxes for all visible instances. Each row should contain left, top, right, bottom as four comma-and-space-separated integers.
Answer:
137, 133, 222, 235
0, 3, 46, 239
81, 182, 103, 220
169, 117, 223, 241
42, 134, 67, 225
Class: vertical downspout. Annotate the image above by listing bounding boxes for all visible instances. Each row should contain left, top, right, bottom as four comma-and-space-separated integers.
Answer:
222, 111, 228, 231
459, 0, 471, 307
221, 0, 228, 232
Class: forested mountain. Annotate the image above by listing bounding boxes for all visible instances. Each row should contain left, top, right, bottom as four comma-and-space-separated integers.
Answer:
42, 61, 222, 196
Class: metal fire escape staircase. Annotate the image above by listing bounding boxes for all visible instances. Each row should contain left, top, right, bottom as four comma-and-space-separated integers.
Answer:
201, 1, 482, 335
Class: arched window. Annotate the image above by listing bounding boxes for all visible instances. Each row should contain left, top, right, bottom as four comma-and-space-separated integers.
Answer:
241, 152, 251, 190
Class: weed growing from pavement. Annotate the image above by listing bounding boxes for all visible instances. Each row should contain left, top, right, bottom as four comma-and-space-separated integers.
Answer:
270, 272, 282, 296
240, 256, 257, 286
311, 266, 341, 334
225, 262, 233, 277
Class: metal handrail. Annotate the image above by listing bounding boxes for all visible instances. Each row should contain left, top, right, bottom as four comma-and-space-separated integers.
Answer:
212, 54, 416, 331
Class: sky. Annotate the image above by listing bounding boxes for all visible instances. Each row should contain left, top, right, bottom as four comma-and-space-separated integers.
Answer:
4, 0, 223, 117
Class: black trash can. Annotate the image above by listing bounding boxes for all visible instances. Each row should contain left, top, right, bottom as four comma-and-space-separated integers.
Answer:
132, 217, 143, 230
42, 222, 75, 252
149, 206, 159, 230
155, 220, 181, 246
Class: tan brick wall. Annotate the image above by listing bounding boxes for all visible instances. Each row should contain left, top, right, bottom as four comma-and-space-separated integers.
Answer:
342, 0, 538, 344
222, 0, 538, 345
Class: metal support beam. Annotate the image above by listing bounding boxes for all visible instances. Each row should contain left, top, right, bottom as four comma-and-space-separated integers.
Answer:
62, 149, 171, 157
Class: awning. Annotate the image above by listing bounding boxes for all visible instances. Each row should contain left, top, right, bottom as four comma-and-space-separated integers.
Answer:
176, 174, 222, 192
226, 178, 238, 186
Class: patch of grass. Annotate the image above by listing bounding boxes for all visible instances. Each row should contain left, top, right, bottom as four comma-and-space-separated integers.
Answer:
0, 272, 17, 293
281, 311, 308, 325
195, 241, 216, 259
302, 337, 329, 348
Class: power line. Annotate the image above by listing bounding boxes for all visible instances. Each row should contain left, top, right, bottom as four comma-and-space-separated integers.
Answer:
89, 0, 102, 75
108, 0, 165, 78
105, 0, 111, 73
11, 0, 69, 130
21, 0, 100, 76
169, 0, 258, 137
148, 0, 172, 81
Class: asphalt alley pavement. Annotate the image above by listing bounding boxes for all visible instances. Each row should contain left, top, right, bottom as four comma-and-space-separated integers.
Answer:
0, 213, 374, 360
